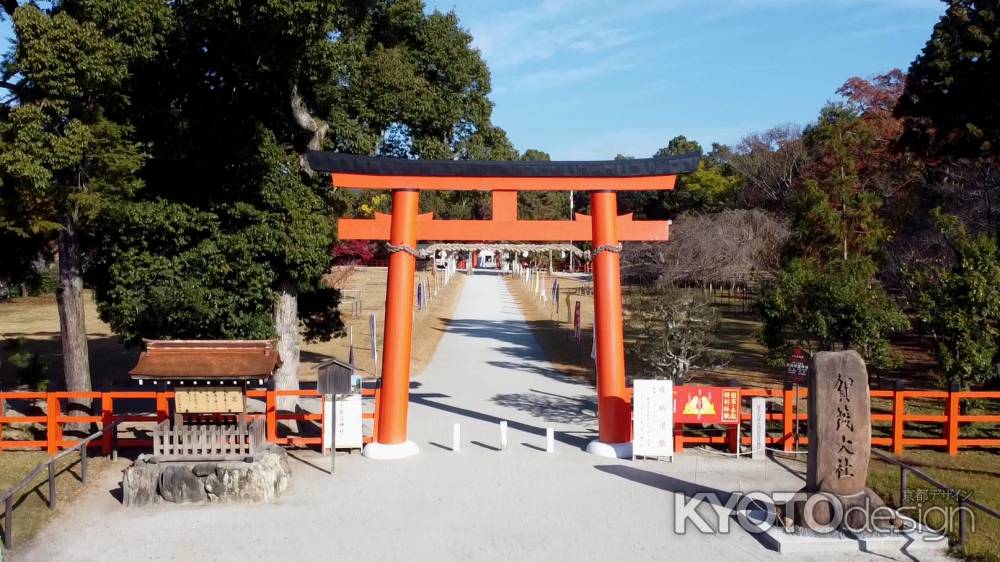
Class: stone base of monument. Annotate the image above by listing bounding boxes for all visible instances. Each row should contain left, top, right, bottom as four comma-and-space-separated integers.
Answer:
737, 496, 949, 556
122, 446, 291, 507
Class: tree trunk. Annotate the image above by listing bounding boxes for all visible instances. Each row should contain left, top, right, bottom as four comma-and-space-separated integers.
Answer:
273, 277, 300, 433
56, 214, 92, 429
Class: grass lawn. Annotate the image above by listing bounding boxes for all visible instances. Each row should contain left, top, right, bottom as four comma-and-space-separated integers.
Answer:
307, 266, 465, 380
506, 273, 785, 388
767, 449, 1000, 561
0, 451, 116, 552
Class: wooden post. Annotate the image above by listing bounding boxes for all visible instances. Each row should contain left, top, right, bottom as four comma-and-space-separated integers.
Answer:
47, 462, 56, 509
782, 383, 795, 452
265, 389, 277, 443
46, 394, 59, 456
947, 378, 960, 457
155, 392, 169, 422
892, 380, 905, 455
101, 393, 113, 456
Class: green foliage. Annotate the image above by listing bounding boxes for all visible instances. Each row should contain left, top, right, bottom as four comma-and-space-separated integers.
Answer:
908, 210, 1000, 389
625, 288, 729, 383
757, 257, 908, 370
516, 148, 571, 220
5, 337, 49, 391
87, 0, 511, 344
0, 1, 151, 266
670, 160, 739, 213
654, 135, 702, 158
788, 103, 887, 261
897, 0, 1000, 157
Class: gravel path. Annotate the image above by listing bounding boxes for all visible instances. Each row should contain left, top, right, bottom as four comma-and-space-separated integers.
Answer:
16, 272, 947, 562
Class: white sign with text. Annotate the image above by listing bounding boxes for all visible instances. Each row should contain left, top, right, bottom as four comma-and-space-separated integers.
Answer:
632, 379, 673, 459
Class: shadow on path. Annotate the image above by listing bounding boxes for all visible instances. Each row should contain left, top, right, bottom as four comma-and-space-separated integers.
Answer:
489, 390, 596, 425
410, 392, 593, 449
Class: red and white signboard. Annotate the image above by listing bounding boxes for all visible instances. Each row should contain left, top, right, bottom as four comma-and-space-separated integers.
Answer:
786, 347, 809, 382
673, 386, 741, 425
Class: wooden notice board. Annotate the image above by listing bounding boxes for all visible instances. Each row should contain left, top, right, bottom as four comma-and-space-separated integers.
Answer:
174, 388, 245, 414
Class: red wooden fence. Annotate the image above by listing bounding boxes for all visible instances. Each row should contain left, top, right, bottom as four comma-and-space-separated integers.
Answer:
2, 386, 998, 457
0, 388, 380, 456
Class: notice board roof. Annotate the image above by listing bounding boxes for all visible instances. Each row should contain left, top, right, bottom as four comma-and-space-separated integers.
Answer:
129, 340, 281, 380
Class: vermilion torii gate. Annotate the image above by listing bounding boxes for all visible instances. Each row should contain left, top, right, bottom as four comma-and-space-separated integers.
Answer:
307, 152, 699, 459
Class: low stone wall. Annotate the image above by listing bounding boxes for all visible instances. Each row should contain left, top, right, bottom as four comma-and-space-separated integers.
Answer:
123, 446, 291, 506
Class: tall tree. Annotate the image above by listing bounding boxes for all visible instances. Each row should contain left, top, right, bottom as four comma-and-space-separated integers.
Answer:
0, 1, 168, 403
517, 149, 570, 220
758, 76, 910, 370
790, 104, 887, 261
92, 1, 508, 407
897, 1, 1000, 239
897, 0, 1000, 158
908, 210, 1000, 390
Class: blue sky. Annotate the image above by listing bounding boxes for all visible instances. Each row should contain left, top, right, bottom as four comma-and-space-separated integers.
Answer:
426, 0, 945, 159
2, 1, 945, 160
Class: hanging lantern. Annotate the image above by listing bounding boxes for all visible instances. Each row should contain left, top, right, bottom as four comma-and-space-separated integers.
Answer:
522, 251, 528, 257
561, 251, 567, 259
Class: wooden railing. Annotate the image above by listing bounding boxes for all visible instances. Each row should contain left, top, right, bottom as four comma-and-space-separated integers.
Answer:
870, 448, 998, 547
0, 387, 380, 456
1, 421, 120, 549
2, 384, 998, 457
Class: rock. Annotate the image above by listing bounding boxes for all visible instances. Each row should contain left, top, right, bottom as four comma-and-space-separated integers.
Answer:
159, 465, 207, 504
192, 463, 217, 477
789, 350, 896, 532
806, 350, 871, 496
123, 448, 289, 506
123, 463, 161, 507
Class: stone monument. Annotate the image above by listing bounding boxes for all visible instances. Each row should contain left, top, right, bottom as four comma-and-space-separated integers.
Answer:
789, 350, 897, 531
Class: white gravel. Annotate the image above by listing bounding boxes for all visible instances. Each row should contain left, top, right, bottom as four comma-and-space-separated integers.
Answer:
15, 272, 948, 562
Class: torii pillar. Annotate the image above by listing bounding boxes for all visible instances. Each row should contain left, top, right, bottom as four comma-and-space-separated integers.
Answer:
307, 151, 699, 459
587, 191, 631, 457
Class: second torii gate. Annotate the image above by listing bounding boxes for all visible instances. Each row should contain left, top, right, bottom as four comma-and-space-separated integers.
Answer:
307, 152, 700, 459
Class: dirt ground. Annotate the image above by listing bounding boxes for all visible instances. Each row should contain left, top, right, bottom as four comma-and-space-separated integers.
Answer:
506, 271, 940, 391
308, 266, 466, 380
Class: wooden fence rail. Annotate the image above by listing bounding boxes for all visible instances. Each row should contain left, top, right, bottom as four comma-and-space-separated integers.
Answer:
1, 384, 998, 457
1, 421, 120, 549
0, 388, 380, 456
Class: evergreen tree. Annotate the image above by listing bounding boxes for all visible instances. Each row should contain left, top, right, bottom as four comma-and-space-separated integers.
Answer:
0, 1, 169, 401
897, 0, 1000, 158
908, 210, 1000, 389
90, 1, 510, 402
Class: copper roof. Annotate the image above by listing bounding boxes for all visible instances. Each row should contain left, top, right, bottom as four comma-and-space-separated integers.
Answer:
129, 340, 281, 380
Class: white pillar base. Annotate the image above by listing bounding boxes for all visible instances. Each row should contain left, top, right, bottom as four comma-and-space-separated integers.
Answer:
586, 440, 633, 459
362, 440, 419, 460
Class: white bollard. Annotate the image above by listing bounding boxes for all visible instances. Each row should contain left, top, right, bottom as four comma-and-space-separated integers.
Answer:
453, 423, 461, 452
751, 397, 766, 461
546, 428, 555, 453
499, 421, 508, 450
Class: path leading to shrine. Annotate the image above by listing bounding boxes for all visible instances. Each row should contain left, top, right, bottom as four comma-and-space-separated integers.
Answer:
17, 272, 942, 562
